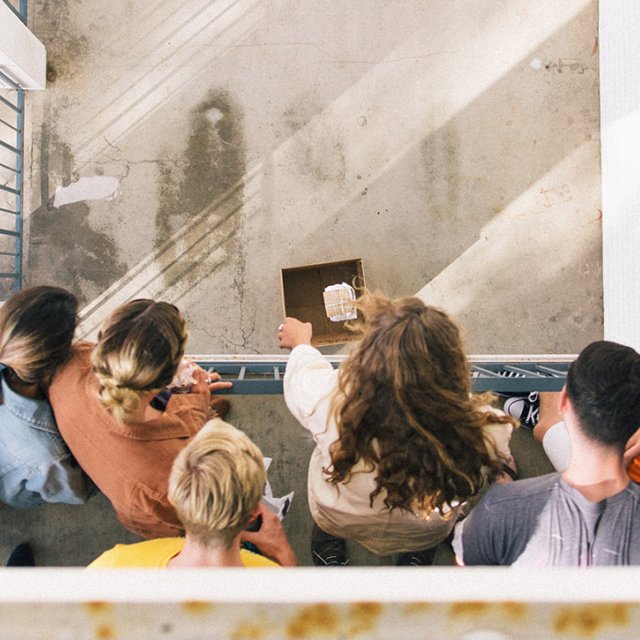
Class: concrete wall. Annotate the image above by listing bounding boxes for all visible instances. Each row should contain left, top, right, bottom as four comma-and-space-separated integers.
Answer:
25, 0, 602, 355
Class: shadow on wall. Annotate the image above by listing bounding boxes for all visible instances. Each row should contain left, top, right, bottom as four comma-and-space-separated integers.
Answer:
154, 89, 246, 293
27, 123, 127, 306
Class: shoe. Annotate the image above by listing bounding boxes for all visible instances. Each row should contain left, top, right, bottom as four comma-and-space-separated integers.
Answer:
6, 543, 34, 567
497, 370, 525, 378
397, 548, 436, 566
504, 392, 539, 429
210, 397, 231, 419
311, 525, 348, 566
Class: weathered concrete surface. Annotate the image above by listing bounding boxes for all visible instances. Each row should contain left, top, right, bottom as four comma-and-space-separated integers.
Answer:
9, 0, 602, 567
24, 0, 601, 354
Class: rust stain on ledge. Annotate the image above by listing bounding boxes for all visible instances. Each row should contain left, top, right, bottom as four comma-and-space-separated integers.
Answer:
450, 601, 490, 617
94, 622, 116, 640
231, 621, 272, 640
182, 600, 215, 615
286, 603, 340, 638
403, 602, 432, 615
86, 601, 112, 615
347, 602, 383, 635
502, 601, 527, 620
553, 603, 631, 637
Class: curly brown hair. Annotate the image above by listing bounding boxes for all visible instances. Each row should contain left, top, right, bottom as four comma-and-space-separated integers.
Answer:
328, 292, 514, 515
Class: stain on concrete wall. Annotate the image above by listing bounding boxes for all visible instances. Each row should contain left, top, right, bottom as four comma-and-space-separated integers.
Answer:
28, 123, 126, 306
154, 89, 246, 294
35, 0, 89, 84
156, 89, 245, 239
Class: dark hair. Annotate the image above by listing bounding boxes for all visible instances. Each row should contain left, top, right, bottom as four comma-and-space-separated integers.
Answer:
328, 292, 514, 514
566, 340, 640, 450
0, 285, 78, 385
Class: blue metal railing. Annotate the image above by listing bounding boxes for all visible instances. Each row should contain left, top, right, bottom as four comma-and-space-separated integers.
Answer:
0, 69, 24, 298
1, 0, 27, 23
192, 355, 573, 395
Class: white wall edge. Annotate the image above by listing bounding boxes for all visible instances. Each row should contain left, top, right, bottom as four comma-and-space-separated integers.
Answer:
0, 2, 46, 89
0, 567, 637, 603
600, 1, 640, 350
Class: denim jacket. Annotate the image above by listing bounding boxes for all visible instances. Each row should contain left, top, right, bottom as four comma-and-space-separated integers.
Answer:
0, 370, 94, 508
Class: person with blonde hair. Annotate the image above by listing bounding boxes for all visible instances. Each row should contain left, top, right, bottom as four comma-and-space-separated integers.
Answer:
49, 299, 231, 538
0, 285, 93, 508
89, 419, 296, 567
278, 292, 515, 566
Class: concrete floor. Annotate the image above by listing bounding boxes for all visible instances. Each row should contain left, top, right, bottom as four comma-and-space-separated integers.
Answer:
2, 0, 599, 566
0, 396, 554, 567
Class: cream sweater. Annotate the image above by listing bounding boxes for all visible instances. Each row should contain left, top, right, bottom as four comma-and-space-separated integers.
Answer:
284, 344, 513, 555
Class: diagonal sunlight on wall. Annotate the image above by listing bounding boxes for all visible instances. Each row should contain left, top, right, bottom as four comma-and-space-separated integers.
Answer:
414, 141, 601, 350
77, 0, 591, 339
77, 171, 261, 338
68, 0, 265, 162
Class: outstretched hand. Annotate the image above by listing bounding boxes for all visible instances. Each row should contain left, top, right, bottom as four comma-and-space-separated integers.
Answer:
278, 318, 313, 350
240, 502, 297, 567
191, 366, 233, 395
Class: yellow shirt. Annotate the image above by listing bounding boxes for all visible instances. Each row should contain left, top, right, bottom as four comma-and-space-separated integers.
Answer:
88, 538, 279, 568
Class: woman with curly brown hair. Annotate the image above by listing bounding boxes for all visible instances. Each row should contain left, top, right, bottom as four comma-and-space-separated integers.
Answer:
279, 292, 515, 565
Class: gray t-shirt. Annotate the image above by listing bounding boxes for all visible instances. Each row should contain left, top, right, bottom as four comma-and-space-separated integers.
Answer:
456, 473, 640, 566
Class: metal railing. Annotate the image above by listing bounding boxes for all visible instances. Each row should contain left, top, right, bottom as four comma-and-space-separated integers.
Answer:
1, 0, 27, 23
0, 69, 25, 298
191, 354, 573, 395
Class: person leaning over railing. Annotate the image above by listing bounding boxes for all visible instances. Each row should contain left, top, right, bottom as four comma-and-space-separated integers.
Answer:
278, 291, 517, 566
0, 286, 95, 508
454, 340, 640, 566
529, 385, 640, 485
89, 419, 296, 568
49, 299, 232, 539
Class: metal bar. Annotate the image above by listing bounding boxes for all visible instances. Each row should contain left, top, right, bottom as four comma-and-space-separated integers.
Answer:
0, 251, 18, 256
1, 0, 26, 23
0, 161, 18, 173
0, 229, 19, 237
0, 184, 19, 196
499, 365, 550, 378
471, 365, 503, 378
0, 117, 19, 133
0, 206, 18, 215
191, 357, 573, 395
0, 139, 21, 155
13, 87, 23, 291
536, 364, 569, 377
0, 94, 20, 112
0, 70, 20, 92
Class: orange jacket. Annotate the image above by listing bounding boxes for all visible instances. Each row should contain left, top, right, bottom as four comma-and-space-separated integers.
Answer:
49, 342, 209, 538
628, 457, 640, 484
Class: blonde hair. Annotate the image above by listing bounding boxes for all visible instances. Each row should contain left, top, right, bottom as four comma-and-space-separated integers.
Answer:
168, 419, 266, 548
92, 300, 188, 422
0, 286, 77, 390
